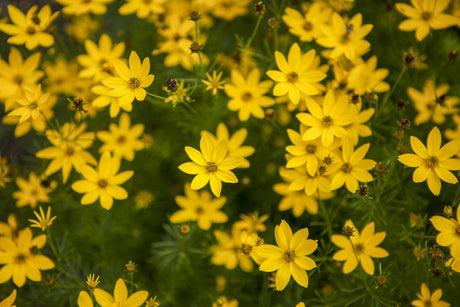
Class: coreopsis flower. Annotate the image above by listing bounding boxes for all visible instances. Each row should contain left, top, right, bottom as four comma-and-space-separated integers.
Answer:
0, 227, 55, 287
178, 133, 242, 197
403, 47, 428, 69
35, 122, 97, 183
0, 5, 59, 50
296, 90, 355, 147
345, 102, 375, 145
170, 183, 228, 230
102, 51, 155, 107
332, 220, 389, 275
43, 57, 80, 95
210, 0, 251, 21
78, 34, 126, 81
317, 13, 373, 60
86, 273, 100, 290
71, 152, 134, 210
202, 70, 225, 95
407, 80, 459, 125
430, 206, 460, 256
93, 278, 148, 307
13, 172, 55, 208
92, 84, 132, 118
97, 113, 144, 161
347, 56, 390, 95
282, 165, 332, 196
119, 0, 166, 18
398, 126, 460, 195
0, 214, 19, 240
330, 142, 376, 193
7, 85, 50, 123
282, 3, 332, 42
134, 190, 154, 209
396, 0, 458, 41
255, 220, 317, 291
411, 283, 450, 307
267, 43, 326, 105
232, 212, 269, 234
28, 206, 57, 231
201, 123, 255, 168
224, 68, 274, 121
212, 296, 238, 307
56, 0, 114, 16
0, 289, 16, 307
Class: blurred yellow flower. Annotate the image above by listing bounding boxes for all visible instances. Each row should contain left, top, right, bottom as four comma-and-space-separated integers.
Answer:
0, 289, 16, 307
13, 172, 55, 209
202, 70, 225, 96
93, 278, 148, 307
78, 291, 93, 307
56, 0, 114, 15
119, 0, 166, 18
430, 206, 460, 256
282, 3, 332, 42
8, 84, 50, 123
411, 283, 450, 307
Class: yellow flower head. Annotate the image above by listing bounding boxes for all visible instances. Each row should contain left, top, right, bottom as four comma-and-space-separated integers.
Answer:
102, 51, 155, 107
411, 282, 450, 307
56, 0, 114, 16
93, 278, 148, 307
202, 70, 225, 96
332, 220, 388, 275
430, 206, 460, 257
398, 126, 460, 195
71, 151, 134, 210
28, 206, 57, 231
282, 3, 332, 42
267, 43, 326, 105
86, 273, 100, 290
119, 0, 166, 19
13, 172, 55, 209
8, 84, 50, 123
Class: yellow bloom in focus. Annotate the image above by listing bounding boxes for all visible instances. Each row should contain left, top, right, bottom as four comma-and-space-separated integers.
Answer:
102, 51, 155, 107
35, 122, 97, 183
0, 5, 59, 50
411, 283, 450, 307
296, 90, 355, 147
332, 220, 388, 275
255, 220, 317, 291
171, 183, 228, 230
202, 70, 225, 96
119, 0, 166, 18
396, 0, 458, 41
347, 56, 390, 95
86, 273, 101, 290
398, 127, 460, 195
0, 289, 16, 307
224, 69, 274, 121
282, 4, 332, 42
407, 80, 459, 125
56, 0, 114, 16
430, 206, 460, 256
28, 206, 57, 231
72, 152, 134, 210
97, 113, 144, 161
13, 172, 55, 208
267, 43, 326, 105
0, 228, 55, 287
178, 134, 242, 197
317, 13, 373, 60
93, 278, 148, 307
8, 85, 50, 123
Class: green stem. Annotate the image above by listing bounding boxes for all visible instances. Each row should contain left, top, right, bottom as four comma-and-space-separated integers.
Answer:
319, 197, 333, 238
46, 229, 61, 262
381, 66, 407, 107
146, 92, 167, 100
245, 15, 263, 51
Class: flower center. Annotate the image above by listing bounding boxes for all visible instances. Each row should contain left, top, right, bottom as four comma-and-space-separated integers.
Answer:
456, 226, 460, 236
341, 163, 352, 173
241, 244, 252, 255
303, 22, 313, 31
31, 14, 40, 25
14, 75, 23, 85
98, 179, 108, 188
287, 72, 298, 83
128, 77, 141, 89
306, 144, 317, 154
424, 301, 432, 307
143, 0, 152, 3
117, 136, 126, 144
28, 102, 38, 110
284, 250, 295, 262
422, 12, 431, 21
15, 253, 27, 264
195, 206, 204, 215
26, 26, 36, 35
206, 162, 217, 172
425, 156, 439, 168
241, 92, 252, 102
354, 243, 364, 254
322, 116, 333, 127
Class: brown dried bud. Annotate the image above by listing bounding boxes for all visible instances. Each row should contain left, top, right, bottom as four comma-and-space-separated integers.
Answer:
44, 276, 55, 286
404, 53, 415, 66
165, 78, 178, 92
190, 42, 202, 53
399, 145, 409, 154
356, 185, 368, 197
447, 50, 457, 66
344, 225, 355, 237
190, 11, 200, 21
396, 99, 405, 111
265, 108, 275, 120
125, 260, 136, 272
351, 93, 360, 104
375, 162, 385, 174
255, 1, 265, 15
268, 17, 278, 29
71, 97, 88, 113
180, 224, 190, 234
399, 117, 410, 130
429, 246, 444, 263
443, 205, 453, 218
377, 275, 387, 285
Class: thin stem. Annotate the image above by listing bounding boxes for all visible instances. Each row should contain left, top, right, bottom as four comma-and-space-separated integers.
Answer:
146, 92, 167, 100
46, 229, 61, 262
319, 197, 333, 238
381, 66, 407, 107
245, 15, 263, 51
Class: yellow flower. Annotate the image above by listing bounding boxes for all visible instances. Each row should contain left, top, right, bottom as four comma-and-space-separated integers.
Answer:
317, 13, 373, 60
202, 70, 225, 96
0, 228, 55, 287
282, 3, 332, 42
332, 220, 388, 275
282, 165, 332, 196
102, 51, 155, 107
232, 212, 269, 234
178, 133, 242, 197
72, 152, 134, 210
86, 273, 101, 290
171, 183, 228, 230
267, 43, 326, 105
413, 244, 426, 260
78, 34, 126, 81
0, 289, 16, 307
330, 142, 376, 193
0, 214, 19, 240
56, 0, 114, 16
398, 126, 460, 195
430, 206, 460, 256
13, 172, 55, 208
78, 291, 93, 307
396, 0, 458, 41
92, 84, 133, 118
134, 190, 154, 209
210, 0, 251, 21
43, 57, 80, 95
8, 84, 50, 123
28, 206, 57, 231
93, 278, 148, 307
255, 220, 317, 291
97, 113, 144, 161
119, 0, 166, 18
212, 296, 238, 307
407, 80, 459, 125
411, 283, 450, 307
35, 122, 97, 183
347, 56, 390, 95
296, 90, 355, 147
0, 5, 59, 50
